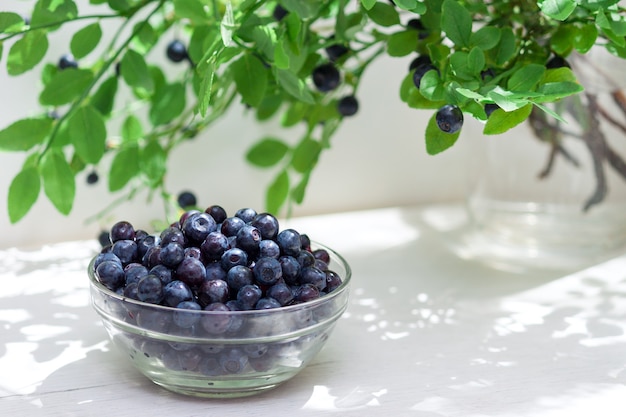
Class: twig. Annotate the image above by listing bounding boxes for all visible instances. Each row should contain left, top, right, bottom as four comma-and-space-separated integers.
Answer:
581, 93, 608, 212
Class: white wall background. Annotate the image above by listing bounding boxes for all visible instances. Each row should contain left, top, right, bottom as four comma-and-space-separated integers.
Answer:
0, 2, 482, 249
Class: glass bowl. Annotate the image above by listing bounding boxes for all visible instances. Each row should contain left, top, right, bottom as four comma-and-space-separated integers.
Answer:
88, 242, 351, 398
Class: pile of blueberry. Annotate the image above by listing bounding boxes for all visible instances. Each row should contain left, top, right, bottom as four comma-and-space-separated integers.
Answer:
93, 205, 343, 315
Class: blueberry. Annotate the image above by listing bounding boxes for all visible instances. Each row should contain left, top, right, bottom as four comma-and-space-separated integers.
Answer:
325, 36, 349, 62
221, 247, 248, 271
277, 229, 301, 256
338, 95, 359, 117
175, 257, 207, 289
166, 40, 188, 63
163, 280, 194, 307
112, 239, 138, 266
124, 263, 149, 285
110, 220, 135, 242
407, 18, 429, 39
197, 278, 230, 306
173, 300, 202, 328
226, 265, 254, 291
325, 270, 343, 292
484, 103, 500, 117
199, 356, 222, 376
58, 53, 78, 70
137, 274, 164, 304
250, 213, 279, 240
177, 190, 197, 209
300, 266, 327, 291
297, 250, 315, 268
201, 302, 231, 334
136, 309, 171, 332
243, 343, 268, 359
205, 205, 227, 224
237, 284, 263, 310
122, 282, 140, 300
546, 55, 570, 69
205, 262, 227, 281
408, 54, 432, 72
236, 224, 262, 254
253, 257, 283, 286
300, 234, 311, 251
258, 239, 280, 259
179, 209, 200, 226
136, 234, 160, 259
294, 283, 320, 302
86, 170, 99, 185
266, 282, 294, 306
160, 226, 186, 246
142, 246, 161, 269
312, 63, 341, 92
159, 242, 185, 268
94, 251, 122, 270
273, 4, 288, 21
256, 297, 282, 309
219, 348, 248, 374
182, 212, 217, 245
95, 260, 125, 291
436, 104, 464, 134
220, 216, 246, 237
97, 230, 110, 247
149, 264, 173, 286
200, 231, 229, 261
279, 255, 301, 285
412, 62, 438, 89
234, 207, 257, 223
312, 248, 330, 264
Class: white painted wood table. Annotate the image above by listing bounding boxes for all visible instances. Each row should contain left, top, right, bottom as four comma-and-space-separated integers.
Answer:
2, 205, 626, 416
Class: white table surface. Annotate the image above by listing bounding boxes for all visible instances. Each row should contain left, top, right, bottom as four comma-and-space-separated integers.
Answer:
2, 204, 626, 416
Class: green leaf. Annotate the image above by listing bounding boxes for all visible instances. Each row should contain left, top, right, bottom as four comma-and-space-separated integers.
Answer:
387, 30, 419, 57
470, 26, 501, 50
425, 112, 461, 155
0, 118, 53, 151
232, 54, 268, 107
140, 140, 166, 186
550, 24, 576, 56
70, 22, 102, 59
575, 23, 598, 54
281, 0, 324, 19
90, 76, 118, 116
507, 64, 545, 92
441, 0, 472, 48
360, 0, 377, 10
256, 94, 283, 121
67, 105, 106, 164
39, 68, 94, 106
420, 70, 445, 101
31, 0, 78, 26
173, 0, 210, 24
536, 81, 583, 101
150, 82, 186, 126
121, 115, 143, 143
7, 29, 49, 75
120, 49, 154, 94
491, 26, 517, 67
109, 145, 139, 191
366, 2, 400, 27
291, 173, 310, 204
275, 69, 315, 104
274, 40, 290, 70
484, 103, 533, 135
467, 47, 485, 75
266, 170, 289, 214
8, 167, 40, 223
538, 0, 577, 21
393, 0, 422, 11
246, 137, 289, 167
0, 12, 25, 33
291, 138, 321, 173
130, 20, 157, 55
40, 150, 75, 215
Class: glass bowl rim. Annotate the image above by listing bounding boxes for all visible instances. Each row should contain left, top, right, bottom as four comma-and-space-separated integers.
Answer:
88, 240, 352, 317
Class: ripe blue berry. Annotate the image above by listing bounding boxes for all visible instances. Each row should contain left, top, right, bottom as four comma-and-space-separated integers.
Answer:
277, 229, 301, 256
250, 213, 279, 240
338, 95, 359, 117
436, 104, 464, 134
253, 257, 282, 286
58, 53, 78, 70
110, 220, 135, 242
312, 63, 341, 92
166, 40, 188, 63
177, 191, 197, 208
137, 274, 164, 304
163, 280, 194, 307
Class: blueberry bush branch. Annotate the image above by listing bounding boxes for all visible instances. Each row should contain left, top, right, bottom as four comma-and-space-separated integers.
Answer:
1, 0, 626, 224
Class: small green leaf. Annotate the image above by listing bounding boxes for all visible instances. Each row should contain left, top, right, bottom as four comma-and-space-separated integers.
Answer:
507, 64, 545, 92
484, 103, 533, 135
90, 76, 118, 117
275, 69, 315, 104
256, 94, 283, 121
387, 30, 419, 57
246, 137, 290, 167
420, 70, 445, 101
0, 12, 25, 33
0, 118, 53, 151
140, 140, 166, 186
232, 54, 268, 107
150, 82, 186, 126
120, 49, 154, 94
274, 40, 290, 70
470, 26, 501, 50
538, 0, 577, 21
121, 115, 143, 143
366, 2, 400, 27
109, 145, 139, 191
281, 0, 324, 19
550, 24, 576, 56
39, 68, 94, 106
173, 0, 210, 24
467, 47, 485, 75
31, 0, 78, 26
492, 26, 516, 67
8, 167, 40, 223
67, 105, 106, 164
130, 20, 157, 54
425, 112, 461, 155
291, 138, 321, 173
70, 22, 102, 59
291, 173, 310, 204
266, 170, 289, 214
536, 81, 583, 101
360, 0, 377, 10
40, 150, 75, 215
7, 29, 49, 75
393, 0, 421, 11
575, 23, 598, 54
441, 0, 472, 48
